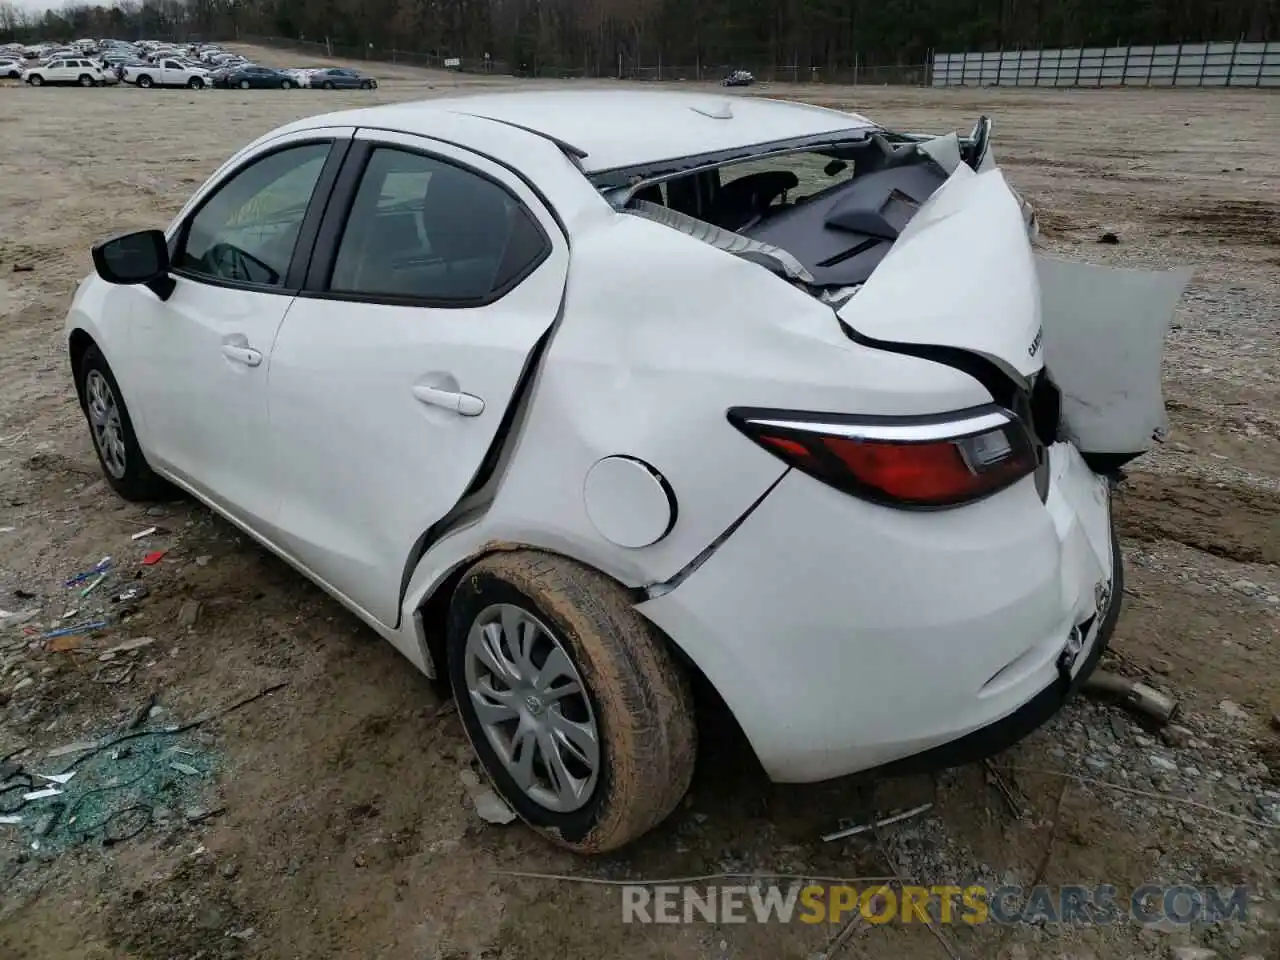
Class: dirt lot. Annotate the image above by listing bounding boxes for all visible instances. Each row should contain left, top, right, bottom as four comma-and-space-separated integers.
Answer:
1, 45, 1278, 960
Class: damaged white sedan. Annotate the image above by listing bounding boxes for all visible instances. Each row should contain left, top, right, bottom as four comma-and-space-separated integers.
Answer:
67, 90, 1189, 853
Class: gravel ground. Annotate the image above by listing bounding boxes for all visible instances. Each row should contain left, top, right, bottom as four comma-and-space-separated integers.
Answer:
0, 47, 1277, 960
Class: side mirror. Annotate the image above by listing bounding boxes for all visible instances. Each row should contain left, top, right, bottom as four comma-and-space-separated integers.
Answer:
92, 229, 169, 285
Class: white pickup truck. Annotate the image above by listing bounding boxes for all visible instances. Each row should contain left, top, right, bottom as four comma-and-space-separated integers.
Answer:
123, 58, 210, 89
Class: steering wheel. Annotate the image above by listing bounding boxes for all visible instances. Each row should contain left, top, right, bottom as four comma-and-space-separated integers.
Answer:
205, 242, 280, 285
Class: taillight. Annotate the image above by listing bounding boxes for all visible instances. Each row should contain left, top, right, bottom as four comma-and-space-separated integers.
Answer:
728, 405, 1037, 508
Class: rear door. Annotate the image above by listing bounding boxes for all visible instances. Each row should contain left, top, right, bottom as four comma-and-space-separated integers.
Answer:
266, 130, 569, 627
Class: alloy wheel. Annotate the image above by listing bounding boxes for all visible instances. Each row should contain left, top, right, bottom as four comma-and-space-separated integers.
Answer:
463, 603, 600, 813
85, 369, 127, 479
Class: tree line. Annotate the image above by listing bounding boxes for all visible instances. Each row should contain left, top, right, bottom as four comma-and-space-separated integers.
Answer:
2, 0, 1275, 77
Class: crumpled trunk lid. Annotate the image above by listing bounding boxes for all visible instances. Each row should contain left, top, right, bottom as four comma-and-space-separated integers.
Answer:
836, 164, 1044, 380
836, 163, 1191, 465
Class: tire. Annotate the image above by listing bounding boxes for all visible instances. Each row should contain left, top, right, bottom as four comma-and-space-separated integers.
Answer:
188, 76, 203, 89
28, 74, 43, 86
360, 79, 372, 89
280, 79, 292, 89
448, 551, 696, 854
321, 80, 334, 90
77, 345, 173, 502
78, 74, 93, 86
137, 74, 152, 88
239, 79, 250, 89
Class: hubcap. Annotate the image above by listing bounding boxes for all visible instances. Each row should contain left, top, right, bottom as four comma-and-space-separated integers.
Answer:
463, 603, 600, 813
85, 370, 127, 479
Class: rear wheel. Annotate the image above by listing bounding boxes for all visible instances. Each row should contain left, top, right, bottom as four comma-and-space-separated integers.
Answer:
137, 74, 152, 88
77, 345, 173, 502
280, 78, 292, 89
239, 78, 250, 89
448, 551, 696, 854
321, 80, 335, 90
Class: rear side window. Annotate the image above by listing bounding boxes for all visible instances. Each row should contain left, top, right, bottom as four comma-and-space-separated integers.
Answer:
328, 147, 550, 303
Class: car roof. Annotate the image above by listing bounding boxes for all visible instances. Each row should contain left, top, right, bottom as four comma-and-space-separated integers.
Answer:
290, 89, 877, 174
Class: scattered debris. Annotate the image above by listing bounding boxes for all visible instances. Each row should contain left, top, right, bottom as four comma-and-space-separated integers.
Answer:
48, 634, 85, 653
10, 677, 34, 693
130, 526, 158, 540
65, 557, 112, 586
40, 620, 110, 641
12, 263, 33, 273
472, 788, 517, 825
141, 550, 167, 566
79, 573, 109, 599
125, 694, 157, 731
46, 740, 99, 759
1271, 712, 1280, 731
184, 805, 225, 824
103, 636, 157, 656
227, 927, 256, 941
0, 815, 23, 825
1081, 669, 1179, 725
22, 787, 63, 801
170, 762, 202, 777
111, 585, 149, 605
35, 772, 76, 785
1217, 699, 1249, 721
1097, 231, 1120, 244
983, 759, 1030, 819
177, 601, 202, 629
822, 802, 933, 842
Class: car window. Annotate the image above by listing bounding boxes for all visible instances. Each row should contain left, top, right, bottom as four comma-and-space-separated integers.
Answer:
177, 143, 330, 288
328, 147, 549, 303
164, 60, 180, 69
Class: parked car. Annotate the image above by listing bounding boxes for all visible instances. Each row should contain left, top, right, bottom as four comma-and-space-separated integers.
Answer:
309, 67, 378, 90
23, 58, 112, 86
123, 58, 210, 89
281, 67, 321, 87
213, 64, 295, 89
0, 58, 22, 79
722, 69, 756, 86
68, 90, 1187, 853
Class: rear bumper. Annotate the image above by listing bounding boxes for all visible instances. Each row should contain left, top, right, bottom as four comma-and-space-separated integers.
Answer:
637, 441, 1115, 783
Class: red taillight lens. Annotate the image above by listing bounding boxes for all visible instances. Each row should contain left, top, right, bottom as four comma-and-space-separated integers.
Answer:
729, 406, 1037, 508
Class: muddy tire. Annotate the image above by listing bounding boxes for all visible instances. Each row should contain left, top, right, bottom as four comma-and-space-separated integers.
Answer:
448, 550, 696, 854
136, 74, 152, 88
76, 344, 173, 502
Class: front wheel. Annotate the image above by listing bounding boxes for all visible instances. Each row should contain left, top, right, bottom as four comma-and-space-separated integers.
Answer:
448, 551, 696, 854
360, 79, 372, 90
78, 74, 93, 87
321, 80, 335, 90
188, 76, 204, 89
77, 345, 173, 502
28, 74, 43, 86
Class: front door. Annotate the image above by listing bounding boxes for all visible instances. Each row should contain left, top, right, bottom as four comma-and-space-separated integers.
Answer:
267, 131, 569, 626
119, 135, 346, 530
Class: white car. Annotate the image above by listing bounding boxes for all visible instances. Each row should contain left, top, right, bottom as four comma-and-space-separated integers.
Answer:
66, 90, 1188, 853
23, 58, 111, 86
123, 58, 209, 89
0, 58, 22, 79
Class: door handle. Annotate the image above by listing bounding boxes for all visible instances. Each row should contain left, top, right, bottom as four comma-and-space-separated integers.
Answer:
221, 344, 262, 367
412, 384, 485, 417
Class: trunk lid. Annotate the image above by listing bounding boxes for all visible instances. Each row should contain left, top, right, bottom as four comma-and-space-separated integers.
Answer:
836, 164, 1191, 466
